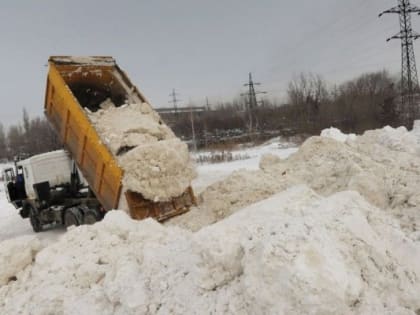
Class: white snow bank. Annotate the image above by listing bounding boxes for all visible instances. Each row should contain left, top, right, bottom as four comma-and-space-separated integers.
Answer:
321, 127, 356, 143
171, 124, 420, 236
1, 187, 419, 315
191, 144, 298, 194
87, 102, 196, 202
410, 119, 420, 146
325, 123, 419, 155
0, 236, 41, 285
321, 124, 419, 152
0, 186, 66, 243
168, 168, 297, 231
360, 125, 420, 154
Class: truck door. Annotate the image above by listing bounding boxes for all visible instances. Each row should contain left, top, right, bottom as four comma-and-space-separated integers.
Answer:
15, 166, 27, 200
2, 168, 16, 203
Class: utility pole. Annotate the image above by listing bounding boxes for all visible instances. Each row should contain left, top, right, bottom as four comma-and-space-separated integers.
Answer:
189, 105, 197, 152
205, 97, 211, 111
169, 88, 180, 114
241, 72, 266, 133
379, 0, 420, 125
204, 97, 211, 148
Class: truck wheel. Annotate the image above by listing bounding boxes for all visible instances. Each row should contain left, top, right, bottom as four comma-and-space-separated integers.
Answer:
29, 209, 42, 233
20, 204, 30, 218
64, 207, 83, 228
83, 208, 101, 225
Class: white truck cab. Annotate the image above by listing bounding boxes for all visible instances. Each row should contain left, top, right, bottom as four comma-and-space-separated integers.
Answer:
2, 150, 96, 232
18, 150, 75, 199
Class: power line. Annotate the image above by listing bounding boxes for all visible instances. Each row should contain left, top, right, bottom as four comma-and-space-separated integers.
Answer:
281, 0, 373, 66
310, 45, 401, 75
286, 0, 369, 54
380, 0, 420, 124
278, 8, 395, 82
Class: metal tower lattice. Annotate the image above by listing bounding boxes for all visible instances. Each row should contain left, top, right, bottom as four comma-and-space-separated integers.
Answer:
380, 0, 420, 123
241, 73, 266, 132
169, 88, 180, 114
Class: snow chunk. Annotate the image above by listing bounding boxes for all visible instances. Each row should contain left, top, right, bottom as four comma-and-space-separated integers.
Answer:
259, 153, 282, 171
0, 236, 41, 286
119, 138, 196, 201
360, 125, 419, 154
321, 127, 356, 143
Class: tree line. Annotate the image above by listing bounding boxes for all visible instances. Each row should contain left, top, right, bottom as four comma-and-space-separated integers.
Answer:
0, 109, 61, 161
167, 70, 400, 147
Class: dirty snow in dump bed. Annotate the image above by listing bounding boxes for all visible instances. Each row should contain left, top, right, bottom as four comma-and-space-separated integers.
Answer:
1, 187, 420, 315
86, 101, 196, 202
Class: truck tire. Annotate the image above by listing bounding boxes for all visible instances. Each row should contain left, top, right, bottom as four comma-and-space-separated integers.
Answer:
83, 208, 101, 225
29, 208, 42, 233
64, 207, 83, 228
20, 204, 30, 219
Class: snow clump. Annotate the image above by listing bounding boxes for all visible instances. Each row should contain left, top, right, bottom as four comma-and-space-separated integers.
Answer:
0, 236, 41, 286
320, 127, 356, 143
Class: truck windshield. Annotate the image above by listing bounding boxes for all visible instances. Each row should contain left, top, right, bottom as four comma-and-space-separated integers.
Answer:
4, 168, 15, 182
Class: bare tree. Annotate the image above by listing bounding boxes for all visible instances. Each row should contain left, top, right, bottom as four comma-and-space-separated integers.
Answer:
0, 123, 6, 160
24, 117, 61, 156
7, 125, 25, 159
3, 112, 61, 160
287, 73, 329, 132
22, 108, 30, 134
335, 70, 397, 132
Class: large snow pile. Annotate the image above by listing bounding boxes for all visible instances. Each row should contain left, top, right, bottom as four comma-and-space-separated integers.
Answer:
1, 187, 420, 315
86, 102, 196, 202
170, 125, 420, 237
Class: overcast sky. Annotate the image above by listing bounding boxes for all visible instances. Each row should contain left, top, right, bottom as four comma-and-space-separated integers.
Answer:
0, 0, 417, 126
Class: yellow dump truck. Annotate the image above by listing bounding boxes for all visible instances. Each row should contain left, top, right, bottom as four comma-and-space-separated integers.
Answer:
2, 56, 195, 232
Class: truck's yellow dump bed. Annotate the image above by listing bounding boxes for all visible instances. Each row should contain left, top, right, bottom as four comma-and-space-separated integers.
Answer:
44, 56, 194, 221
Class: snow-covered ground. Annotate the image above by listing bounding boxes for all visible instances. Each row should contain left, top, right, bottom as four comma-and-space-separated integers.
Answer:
0, 169, 34, 241
192, 139, 298, 193
0, 176, 65, 244
1, 127, 420, 314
